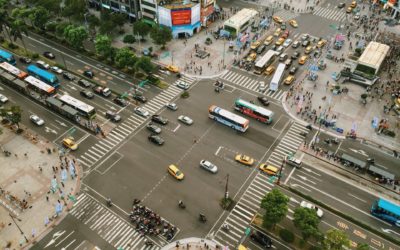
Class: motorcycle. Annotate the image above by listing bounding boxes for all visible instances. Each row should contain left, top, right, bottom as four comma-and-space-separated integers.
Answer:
306, 124, 313, 130
222, 223, 230, 232
300, 131, 308, 137
145, 240, 154, 247
133, 198, 141, 205
199, 213, 207, 223
106, 198, 112, 207
178, 200, 186, 209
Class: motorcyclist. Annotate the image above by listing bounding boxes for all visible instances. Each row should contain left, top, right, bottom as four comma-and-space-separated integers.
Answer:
106, 198, 112, 207
178, 200, 185, 208
199, 213, 207, 222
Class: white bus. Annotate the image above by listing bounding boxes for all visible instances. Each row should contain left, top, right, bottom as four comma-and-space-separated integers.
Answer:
0, 62, 28, 79
254, 50, 277, 75
24, 76, 55, 96
208, 105, 249, 132
57, 94, 96, 119
270, 63, 285, 91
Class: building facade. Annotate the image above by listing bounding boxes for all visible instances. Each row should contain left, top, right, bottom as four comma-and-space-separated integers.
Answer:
87, 0, 140, 21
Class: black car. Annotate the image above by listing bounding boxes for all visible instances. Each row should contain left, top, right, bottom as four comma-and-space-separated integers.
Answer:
250, 231, 272, 248
113, 97, 128, 107
80, 90, 94, 99
151, 115, 168, 125
148, 134, 164, 145
105, 111, 121, 122
291, 51, 300, 59
302, 40, 310, 47
43, 51, 55, 59
338, 2, 345, 8
78, 79, 92, 88
271, 44, 278, 51
63, 72, 75, 81
146, 123, 161, 134
19, 57, 32, 64
289, 66, 298, 75
132, 94, 147, 103
257, 96, 270, 106
83, 70, 94, 78
256, 45, 266, 54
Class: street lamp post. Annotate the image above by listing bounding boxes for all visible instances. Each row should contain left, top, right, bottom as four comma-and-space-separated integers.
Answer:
222, 40, 226, 69
9, 213, 29, 243
276, 159, 284, 185
224, 174, 229, 199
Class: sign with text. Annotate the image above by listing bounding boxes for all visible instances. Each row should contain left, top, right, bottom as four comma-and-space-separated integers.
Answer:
171, 8, 191, 25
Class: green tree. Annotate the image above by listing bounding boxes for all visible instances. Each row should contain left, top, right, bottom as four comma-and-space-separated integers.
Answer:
86, 14, 100, 36
111, 13, 126, 32
62, 0, 86, 22
132, 20, 151, 39
29, 7, 49, 30
95, 34, 112, 58
99, 20, 114, 35
150, 25, 172, 49
1, 105, 23, 129
37, 0, 62, 16
123, 34, 135, 44
115, 47, 137, 68
293, 207, 321, 240
10, 19, 29, 54
323, 229, 350, 250
356, 243, 369, 250
63, 25, 88, 49
0, 8, 12, 41
260, 189, 289, 229
135, 56, 154, 73
55, 22, 69, 37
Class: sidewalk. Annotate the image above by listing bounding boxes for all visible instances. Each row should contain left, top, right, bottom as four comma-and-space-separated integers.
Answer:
161, 238, 219, 250
0, 124, 81, 249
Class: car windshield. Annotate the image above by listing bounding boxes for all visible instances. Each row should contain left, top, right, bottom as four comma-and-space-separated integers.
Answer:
176, 170, 182, 176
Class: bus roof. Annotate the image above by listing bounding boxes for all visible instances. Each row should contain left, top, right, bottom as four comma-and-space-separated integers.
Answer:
27, 64, 57, 83
271, 63, 285, 84
378, 199, 400, 216
0, 62, 27, 78
0, 49, 12, 57
255, 50, 277, 68
25, 76, 55, 93
235, 99, 274, 116
58, 94, 94, 113
210, 105, 249, 124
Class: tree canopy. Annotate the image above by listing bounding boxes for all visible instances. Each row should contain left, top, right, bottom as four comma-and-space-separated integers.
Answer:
63, 25, 88, 49
293, 207, 321, 240
260, 189, 289, 229
323, 229, 350, 250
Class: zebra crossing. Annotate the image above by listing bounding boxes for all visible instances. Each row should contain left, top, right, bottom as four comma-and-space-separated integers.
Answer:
212, 122, 309, 248
273, 9, 299, 21
312, 7, 347, 22
78, 76, 197, 169
70, 193, 160, 250
220, 70, 287, 101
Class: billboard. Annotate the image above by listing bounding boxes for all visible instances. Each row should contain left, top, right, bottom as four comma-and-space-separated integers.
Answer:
158, 6, 172, 26
171, 8, 191, 25
191, 4, 200, 24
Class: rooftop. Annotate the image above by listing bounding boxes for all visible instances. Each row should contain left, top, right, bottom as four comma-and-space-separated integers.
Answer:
224, 8, 258, 28
357, 41, 390, 69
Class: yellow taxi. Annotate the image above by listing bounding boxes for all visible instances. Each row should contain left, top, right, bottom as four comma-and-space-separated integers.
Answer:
305, 45, 313, 54
346, 6, 353, 13
274, 28, 282, 37
246, 52, 257, 62
250, 41, 261, 50
298, 55, 308, 65
272, 16, 283, 24
289, 19, 298, 28
238, 245, 249, 250
264, 35, 274, 46
317, 39, 327, 48
350, 1, 357, 8
275, 37, 285, 46
166, 65, 179, 73
284, 75, 295, 85
259, 164, 279, 176
168, 164, 184, 180
265, 65, 275, 75
62, 137, 78, 151
235, 154, 254, 166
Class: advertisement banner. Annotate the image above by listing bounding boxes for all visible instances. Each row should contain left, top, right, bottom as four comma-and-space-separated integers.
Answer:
171, 9, 191, 25
203, 0, 215, 7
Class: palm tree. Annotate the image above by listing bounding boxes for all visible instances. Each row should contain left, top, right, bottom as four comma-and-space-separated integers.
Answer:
10, 19, 28, 54
0, 8, 12, 42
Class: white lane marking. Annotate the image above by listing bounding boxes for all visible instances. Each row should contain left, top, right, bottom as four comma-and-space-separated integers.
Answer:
347, 193, 367, 203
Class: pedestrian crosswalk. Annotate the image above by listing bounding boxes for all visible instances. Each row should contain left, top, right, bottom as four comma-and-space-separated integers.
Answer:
78, 76, 197, 169
273, 10, 299, 21
312, 7, 347, 22
212, 122, 308, 248
70, 193, 160, 250
220, 70, 287, 101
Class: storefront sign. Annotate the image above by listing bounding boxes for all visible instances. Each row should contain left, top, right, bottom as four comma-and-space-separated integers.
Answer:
171, 9, 191, 25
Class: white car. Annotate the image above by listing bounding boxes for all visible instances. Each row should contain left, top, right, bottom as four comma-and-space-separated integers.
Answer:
283, 38, 293, 48
51, 66, 63, 74
276, 46, 284, 55
166, 103, 178, 111
176, 81, 189, 90
258, 81, 267, 92
300, 201, 324, 218
354, 13, 360, 20
0, 93, 8, 103
134, 107, 149, 117
30, 115, 45, 126
178, 115, 193, 125
36, 60, 50, 70
200, 160, 218, 173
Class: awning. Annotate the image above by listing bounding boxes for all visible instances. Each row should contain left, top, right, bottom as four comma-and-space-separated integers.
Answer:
340, 154, 367, 168
369, 165, 395, 180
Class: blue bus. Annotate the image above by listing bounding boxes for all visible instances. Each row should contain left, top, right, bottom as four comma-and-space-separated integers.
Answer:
27, 64, 59, 88
371, 198, 400, 227
0, 49, 16, 66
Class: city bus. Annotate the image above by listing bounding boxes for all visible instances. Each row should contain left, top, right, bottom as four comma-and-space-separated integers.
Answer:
269, 63, 285, 91
208, 105, 249, 132
254, 50, 277, 75
57, 94, 96, 119
371, 198, 400, 227
234, 98, 274, 124
0, 49, 16, 65
0, 62, 28, 79
24, 76, 56, 96
27, 64, 59, 88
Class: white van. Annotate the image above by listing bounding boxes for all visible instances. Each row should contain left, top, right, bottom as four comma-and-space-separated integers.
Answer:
285, 153, 302, 168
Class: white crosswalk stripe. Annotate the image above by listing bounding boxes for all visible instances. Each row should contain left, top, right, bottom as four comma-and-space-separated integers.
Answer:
313, 7, 347, 22
78, 76, 197, 169
273, 10, 299, 21
70, 193, 161, 250
220, 70, 287, 101
213, 122, 308, 247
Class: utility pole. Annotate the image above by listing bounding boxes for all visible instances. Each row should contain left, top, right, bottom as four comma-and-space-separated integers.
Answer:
222, 40, 226, 69
171, 50, 174, 66
276, 158, 284, 185
224, 174, 229, 199
9, 213, 29, 243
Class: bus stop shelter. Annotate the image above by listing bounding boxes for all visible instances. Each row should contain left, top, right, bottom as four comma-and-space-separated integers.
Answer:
368, 165, 395, 180
340, 154, 367, 168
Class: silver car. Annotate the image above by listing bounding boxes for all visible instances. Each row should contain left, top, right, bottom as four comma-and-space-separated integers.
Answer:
166, 103, 178, 111
30, 115, 45, 126
200, 160, 218, 173
134, 107, 149, 117
51, 66, 63, 74
178, 115, 193, 125
176, 81, 189, 90
0, 93, 8, 103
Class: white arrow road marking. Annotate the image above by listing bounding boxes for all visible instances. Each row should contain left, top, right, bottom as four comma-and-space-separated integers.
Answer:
45, 230, 66, 248
382, 228, 400, 237
55, 120, 68, 127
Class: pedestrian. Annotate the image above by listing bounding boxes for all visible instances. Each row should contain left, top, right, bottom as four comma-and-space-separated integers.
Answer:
55, 166, 58, 172
52, 166, 55, 173
31, 228, 36, 238
44, 216, 49, 227
46, 196, 49, 202
61, 182, 65, 188
38, 166, 43, 173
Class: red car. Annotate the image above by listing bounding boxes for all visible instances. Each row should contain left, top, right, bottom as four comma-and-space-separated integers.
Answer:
281, 30, 290, 39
